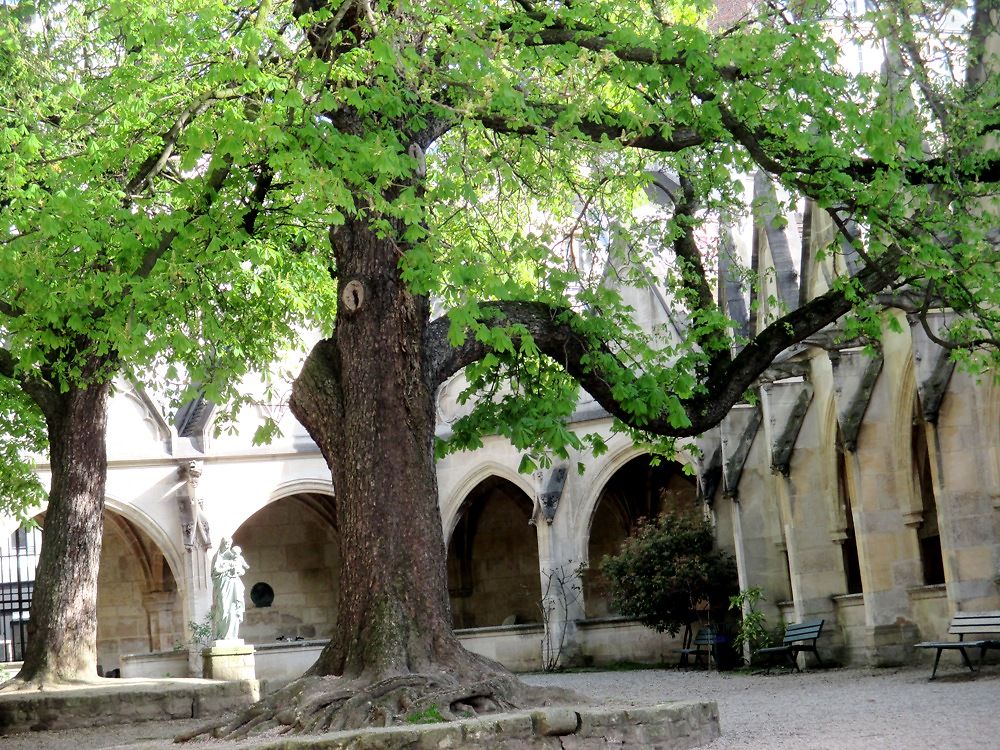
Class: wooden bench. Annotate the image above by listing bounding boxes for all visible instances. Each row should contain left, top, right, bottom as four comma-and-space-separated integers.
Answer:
755, 619, 824, 673
674, 625, 719, 669
914, 611, 1000, 680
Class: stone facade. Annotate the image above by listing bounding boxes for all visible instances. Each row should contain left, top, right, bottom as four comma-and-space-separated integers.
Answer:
0, 180, 997, 677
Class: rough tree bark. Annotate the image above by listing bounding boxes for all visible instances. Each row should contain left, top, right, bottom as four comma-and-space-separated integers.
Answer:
3, 379, 111, 687
290, 218, 457, 682
185, 217, 577, 739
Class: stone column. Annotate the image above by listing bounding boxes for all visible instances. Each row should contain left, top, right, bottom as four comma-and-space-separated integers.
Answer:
533, 465, 584, 669
928, 371, 1000, 614
763, 374, 844, 666
836, 328, 922, 666
177, 460, 214, 676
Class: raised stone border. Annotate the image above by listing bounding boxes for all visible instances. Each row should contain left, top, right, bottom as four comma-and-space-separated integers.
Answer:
180, 702, 717, 750
0, 678, 258, 734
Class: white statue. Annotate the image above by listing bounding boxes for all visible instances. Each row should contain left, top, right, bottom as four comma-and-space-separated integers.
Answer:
211, 537, 249, 642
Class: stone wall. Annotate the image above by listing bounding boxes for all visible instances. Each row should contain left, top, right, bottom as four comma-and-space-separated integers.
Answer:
96, 515, 183, 673
233, 496, 340, 644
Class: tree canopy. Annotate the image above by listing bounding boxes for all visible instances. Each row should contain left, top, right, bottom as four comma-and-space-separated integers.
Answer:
0, 0, 335, 513
1, 0, 997, 475
1, 0, 997, 727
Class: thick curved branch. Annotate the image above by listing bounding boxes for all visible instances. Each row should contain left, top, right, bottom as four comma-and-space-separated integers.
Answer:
125, 90, 237, 196
475, 109, 704, 153
425, 246, 902, 438
134, 158, 233, 279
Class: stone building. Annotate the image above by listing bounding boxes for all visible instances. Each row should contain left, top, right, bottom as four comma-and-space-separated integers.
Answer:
1, 172, 997, 679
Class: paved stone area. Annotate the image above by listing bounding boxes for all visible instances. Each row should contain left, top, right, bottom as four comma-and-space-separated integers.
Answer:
2, 665, 998, 748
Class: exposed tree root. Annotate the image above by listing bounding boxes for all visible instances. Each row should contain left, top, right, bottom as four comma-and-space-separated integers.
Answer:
175, 670, 586, 742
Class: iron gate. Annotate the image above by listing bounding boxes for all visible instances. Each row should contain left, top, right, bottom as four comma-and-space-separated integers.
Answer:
1, 526, 41, 663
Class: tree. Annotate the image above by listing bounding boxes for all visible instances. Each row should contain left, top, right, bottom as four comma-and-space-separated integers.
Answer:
2, 0, 997, 735
204, 0, 997, 736
0, 1, 333, 686
602, 513, 738, 636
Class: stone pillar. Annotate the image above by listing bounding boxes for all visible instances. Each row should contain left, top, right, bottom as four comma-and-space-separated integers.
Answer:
177, 460, 214, 676
203, 641, 256, 681
533, 466, 584, 669
837, 325, 922, 666
722, 406, 791, 629
928, 371, 1000, 614
763, 374, 845, 666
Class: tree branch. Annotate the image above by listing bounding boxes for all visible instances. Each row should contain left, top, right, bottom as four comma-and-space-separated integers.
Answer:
125, 90, 238, 197
134, 158, 233, 279
475, 109, 704, 153
425, 243, 903, 437
0, 346, 58, 414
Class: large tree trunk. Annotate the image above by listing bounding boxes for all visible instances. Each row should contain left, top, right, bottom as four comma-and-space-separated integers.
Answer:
13, 381, 111, 685
178, 217, 578, 740
179, 218, 582, 739
290, 217, 474, 680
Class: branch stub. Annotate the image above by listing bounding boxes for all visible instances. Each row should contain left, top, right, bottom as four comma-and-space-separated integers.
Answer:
341, 280, 365, 314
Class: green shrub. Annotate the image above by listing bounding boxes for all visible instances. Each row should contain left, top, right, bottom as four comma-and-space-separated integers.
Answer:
729, 587, 770, 663
601, 513, 738, 635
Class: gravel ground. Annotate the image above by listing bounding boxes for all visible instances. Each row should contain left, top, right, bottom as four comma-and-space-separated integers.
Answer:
3, 665, 998, 749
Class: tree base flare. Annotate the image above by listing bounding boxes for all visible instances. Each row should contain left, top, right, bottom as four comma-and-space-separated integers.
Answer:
175, 672, 588, 742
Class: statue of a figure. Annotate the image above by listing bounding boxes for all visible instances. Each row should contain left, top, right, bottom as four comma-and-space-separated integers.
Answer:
211, 536, 249, 642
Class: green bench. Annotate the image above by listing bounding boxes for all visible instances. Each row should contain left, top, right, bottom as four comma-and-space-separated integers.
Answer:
915, 611, 1000, 680
674, 625, 719, 669
755, 619, 825, 673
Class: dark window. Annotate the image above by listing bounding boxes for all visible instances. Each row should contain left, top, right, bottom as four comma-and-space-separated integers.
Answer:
837, 430, 863, 594
250, 582, 274, 608
912, 404, 945, 586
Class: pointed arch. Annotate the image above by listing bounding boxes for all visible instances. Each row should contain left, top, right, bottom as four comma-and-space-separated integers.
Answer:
445, 475, 540, 629
442, 462, 535, 544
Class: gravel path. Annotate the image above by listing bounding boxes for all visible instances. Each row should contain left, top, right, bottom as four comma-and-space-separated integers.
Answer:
3, 666, 998, 749
524, 665, 1000, 749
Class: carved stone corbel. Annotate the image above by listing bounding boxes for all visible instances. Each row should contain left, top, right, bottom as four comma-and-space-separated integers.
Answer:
531, 465, 568, 525
178, 460, 211, 549
720, 404, 763, 497
762, 378, 814, 477
909, 312, 956, 425
830, 346, 884, 452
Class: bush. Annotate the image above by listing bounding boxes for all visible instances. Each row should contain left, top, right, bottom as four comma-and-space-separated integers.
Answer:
729, 587, 770, 664
601, 513, 738, 635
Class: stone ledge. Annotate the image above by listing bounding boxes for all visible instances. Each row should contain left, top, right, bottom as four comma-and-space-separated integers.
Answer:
175, 701, 716, 750
0, 678, 258, 734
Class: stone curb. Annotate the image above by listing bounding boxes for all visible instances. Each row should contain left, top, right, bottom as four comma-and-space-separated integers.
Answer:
168, 701, 718, 750
0, 679, 259, 734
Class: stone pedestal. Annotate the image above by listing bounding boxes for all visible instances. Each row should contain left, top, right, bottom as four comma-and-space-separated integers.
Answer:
203, 641, 256, 681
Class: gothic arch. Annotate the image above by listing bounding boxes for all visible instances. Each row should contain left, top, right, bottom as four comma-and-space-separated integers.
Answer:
442, 462, 534, 544
579, 449, 699, 618
211, 476, 335, 539
231, 485, 340, 643
445, 475, 540, 628
574, 443, 697, 562
104, 496, 184, 586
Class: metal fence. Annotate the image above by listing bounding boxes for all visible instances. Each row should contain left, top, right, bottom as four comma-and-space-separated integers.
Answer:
1, 526, 41, 663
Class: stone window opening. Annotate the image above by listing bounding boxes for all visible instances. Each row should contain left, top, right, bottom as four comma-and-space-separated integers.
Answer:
912, 404, 945, 586
836, 430, 863, 594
